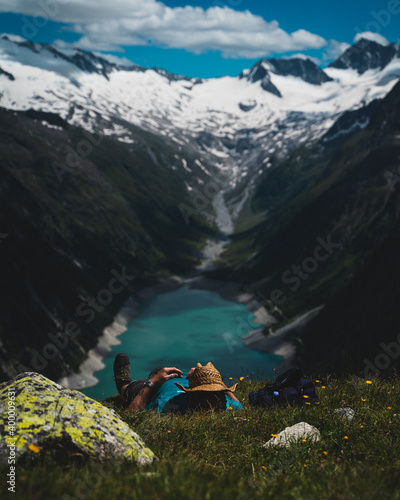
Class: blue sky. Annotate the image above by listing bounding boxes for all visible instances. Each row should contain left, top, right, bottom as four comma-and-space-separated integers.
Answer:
0, 0, 399, 77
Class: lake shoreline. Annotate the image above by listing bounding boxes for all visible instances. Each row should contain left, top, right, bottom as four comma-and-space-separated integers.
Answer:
58, 274, 301, 390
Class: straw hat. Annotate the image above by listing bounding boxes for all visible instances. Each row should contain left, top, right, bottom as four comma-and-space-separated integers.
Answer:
175, 362, 238, 392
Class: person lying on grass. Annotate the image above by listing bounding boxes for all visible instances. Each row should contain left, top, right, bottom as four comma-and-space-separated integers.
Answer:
113, 353, 242, 414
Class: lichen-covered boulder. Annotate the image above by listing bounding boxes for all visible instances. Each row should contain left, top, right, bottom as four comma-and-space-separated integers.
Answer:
0, 372, 154, 465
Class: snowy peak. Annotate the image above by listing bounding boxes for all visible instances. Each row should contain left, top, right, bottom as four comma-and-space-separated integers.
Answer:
58, 48, 123, 78
0, 34, 203, 84
266, 58, 333, 85
240, 56, 332, 97
0, 34, 141, 79
150, 66, 203, 84
47, 47, 122, 79
329, 38, 399, 74
239, 60, 281, 97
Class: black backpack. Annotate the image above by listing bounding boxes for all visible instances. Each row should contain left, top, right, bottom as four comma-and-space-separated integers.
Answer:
248, 368, 320, 408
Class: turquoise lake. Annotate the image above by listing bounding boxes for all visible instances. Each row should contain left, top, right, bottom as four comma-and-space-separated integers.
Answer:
81, 285, 281, 400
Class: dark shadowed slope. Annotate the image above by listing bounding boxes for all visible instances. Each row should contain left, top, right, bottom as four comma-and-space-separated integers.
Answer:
0, 108, 211, 381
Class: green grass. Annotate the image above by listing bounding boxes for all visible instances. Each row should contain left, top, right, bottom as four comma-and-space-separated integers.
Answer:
2, 377, 400, 499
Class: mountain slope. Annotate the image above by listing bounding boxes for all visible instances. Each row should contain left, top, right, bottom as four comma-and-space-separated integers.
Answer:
301, 228, 400, 376
0, 107, 211, 382
214, 81, 400, 374
301, 79, 400, 374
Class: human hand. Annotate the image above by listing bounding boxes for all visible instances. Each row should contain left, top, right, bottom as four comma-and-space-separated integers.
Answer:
186, 367, 196, 378
150, 367, 182, 388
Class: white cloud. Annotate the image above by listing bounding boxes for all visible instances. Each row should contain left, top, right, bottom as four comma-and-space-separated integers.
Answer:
0, 0, 327, 59
354, 32, 390, 46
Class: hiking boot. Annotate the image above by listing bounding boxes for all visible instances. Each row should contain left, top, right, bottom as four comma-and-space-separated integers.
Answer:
113, 353, 131, 393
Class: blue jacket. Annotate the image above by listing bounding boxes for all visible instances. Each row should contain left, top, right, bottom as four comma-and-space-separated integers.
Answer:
145, 374, 243, 414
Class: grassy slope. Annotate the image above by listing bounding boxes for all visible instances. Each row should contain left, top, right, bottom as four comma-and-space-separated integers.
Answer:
1, 376, 399, 500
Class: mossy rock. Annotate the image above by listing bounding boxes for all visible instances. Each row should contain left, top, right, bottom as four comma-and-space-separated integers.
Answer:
0, 372, 154, 465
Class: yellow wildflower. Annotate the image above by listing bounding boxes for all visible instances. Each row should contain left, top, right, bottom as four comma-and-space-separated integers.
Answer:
361, 398, 366, 402
315, 380, 320, 383
321, 386, 326, 389
323, 451, 328, 456
271, 434, 279, 438
344, 436, 349, 440
366, 380, 372, 384
261, 466, 267, 471
228, 406, 233, 410
387, 407, 392, 410
28, 444, 40, 453
240, 376, 245, 381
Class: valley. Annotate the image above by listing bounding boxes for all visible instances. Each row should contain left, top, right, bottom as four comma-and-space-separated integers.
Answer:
0, 35, 400, 381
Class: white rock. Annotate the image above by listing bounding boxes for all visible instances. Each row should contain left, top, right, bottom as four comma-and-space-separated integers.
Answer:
263, 422, 320, 448
334, 407, 355, 421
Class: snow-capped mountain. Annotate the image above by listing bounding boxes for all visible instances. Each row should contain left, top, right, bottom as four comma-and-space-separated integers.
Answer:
240, 57, 333, 90
329, 38, 400, 74
0, 34, 399, 222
